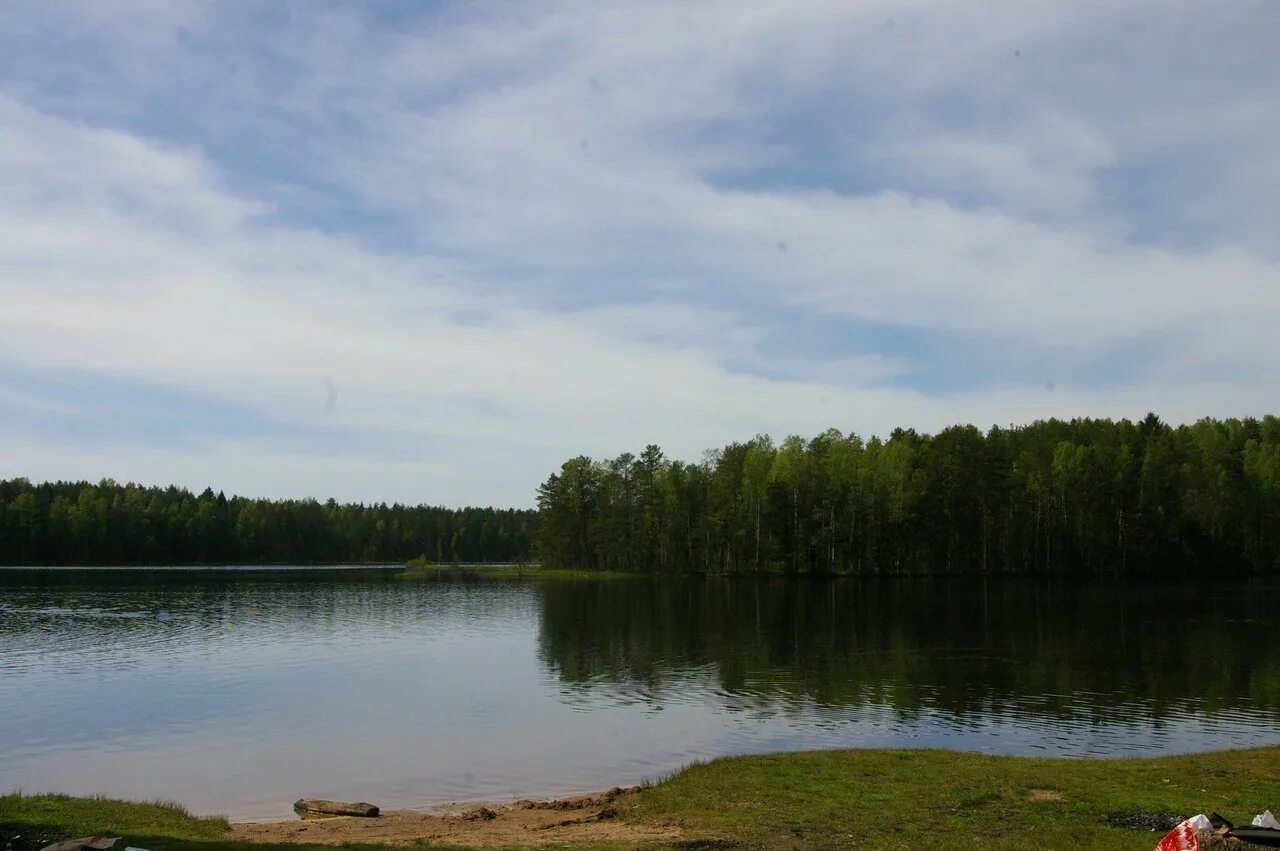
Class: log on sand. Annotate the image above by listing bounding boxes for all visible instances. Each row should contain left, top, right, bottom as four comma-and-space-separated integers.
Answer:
293, 799, 380, 818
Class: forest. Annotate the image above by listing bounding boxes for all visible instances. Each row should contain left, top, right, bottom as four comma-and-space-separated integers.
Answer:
533, 415, 1280, 575
6, 415, 1280, 572
0, 478, 535, 565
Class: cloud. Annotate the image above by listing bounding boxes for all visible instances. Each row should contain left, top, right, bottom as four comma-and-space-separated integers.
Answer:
0, 1, 1277, 505
884, 110, 1116, 215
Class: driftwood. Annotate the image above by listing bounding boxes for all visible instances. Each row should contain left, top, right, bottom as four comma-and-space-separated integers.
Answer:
293, 799, 380, 818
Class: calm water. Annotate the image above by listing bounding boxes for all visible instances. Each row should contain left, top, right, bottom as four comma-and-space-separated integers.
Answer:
2, 569, 1279, 820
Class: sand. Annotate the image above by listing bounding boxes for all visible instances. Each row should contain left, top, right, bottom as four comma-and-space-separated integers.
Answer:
231, 787, 686, 847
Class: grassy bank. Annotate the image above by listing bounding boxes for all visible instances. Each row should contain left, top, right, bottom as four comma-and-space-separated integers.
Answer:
630, 747, 1280, 849
0, 795, 230, 849
5, 747, 1279, 849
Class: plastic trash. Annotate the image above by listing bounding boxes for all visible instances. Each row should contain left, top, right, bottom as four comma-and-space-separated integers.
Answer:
1155, 815, 1212, 851
123, 847, 153, 851
1256, 810, 1280, 829
1227, 825, 1280, 847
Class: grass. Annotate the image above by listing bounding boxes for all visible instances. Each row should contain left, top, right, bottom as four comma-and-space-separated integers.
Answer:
627, 747, 1280, 849
0, 794, 228, 847
395, 560, 637, 582
5, 747, 1279, 850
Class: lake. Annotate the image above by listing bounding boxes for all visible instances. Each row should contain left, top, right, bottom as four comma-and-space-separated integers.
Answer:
2, 569, 1279, 820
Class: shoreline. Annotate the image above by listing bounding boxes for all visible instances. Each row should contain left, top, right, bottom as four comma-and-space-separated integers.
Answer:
6, 746, 1280, 849
231, 786, 678, 847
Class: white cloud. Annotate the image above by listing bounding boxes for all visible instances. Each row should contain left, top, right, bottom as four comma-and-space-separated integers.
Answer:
0, 2, 1278, 505
886, 110, 1116, 215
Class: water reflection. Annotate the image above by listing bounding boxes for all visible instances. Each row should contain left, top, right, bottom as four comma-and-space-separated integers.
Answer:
1, 570, 1278, 819
537, 577, 1280, 721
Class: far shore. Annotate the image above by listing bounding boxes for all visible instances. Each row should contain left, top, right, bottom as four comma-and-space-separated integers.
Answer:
5, 746, 1280, 849
0, 562, 408, 570
11, 561, 1277, 581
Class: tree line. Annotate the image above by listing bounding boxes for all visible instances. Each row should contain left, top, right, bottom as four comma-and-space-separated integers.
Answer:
0, 478, 536, 565
534, 415, 1280, 575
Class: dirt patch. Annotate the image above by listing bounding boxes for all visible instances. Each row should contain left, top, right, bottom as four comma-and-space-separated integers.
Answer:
1195, 828, 1278, 850
1028, 789, 1064, 802
232, 788, 686, 848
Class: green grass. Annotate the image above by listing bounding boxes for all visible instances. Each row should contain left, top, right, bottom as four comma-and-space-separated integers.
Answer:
0, 793, 228, 845
5, 748, 1279, 850
627, 747, 1280, 849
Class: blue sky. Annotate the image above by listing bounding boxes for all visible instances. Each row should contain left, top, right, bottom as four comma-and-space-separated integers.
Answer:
1, 1, 1278, 507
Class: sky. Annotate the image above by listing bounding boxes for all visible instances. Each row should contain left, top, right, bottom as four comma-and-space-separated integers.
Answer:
1, 0, 1278, 508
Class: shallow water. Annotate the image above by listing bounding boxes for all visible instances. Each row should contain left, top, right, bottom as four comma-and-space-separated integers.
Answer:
2, 569, 1278, 820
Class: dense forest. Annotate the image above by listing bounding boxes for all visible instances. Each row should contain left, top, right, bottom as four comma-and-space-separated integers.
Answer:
6, 415, 1280, 572
534, 415, 1280, 575
0, 478, 535, 565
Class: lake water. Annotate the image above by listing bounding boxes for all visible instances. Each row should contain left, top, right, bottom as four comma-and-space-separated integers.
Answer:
2, 569, 1279, 820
